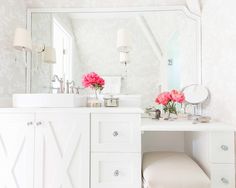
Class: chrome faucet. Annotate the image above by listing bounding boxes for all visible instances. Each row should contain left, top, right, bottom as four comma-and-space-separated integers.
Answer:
66, 80, 75, 94
51, 75, 65, 93
70, 86, 83, 94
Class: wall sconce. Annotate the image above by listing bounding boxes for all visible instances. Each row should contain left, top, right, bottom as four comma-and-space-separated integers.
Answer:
117, 29, 131, 53
13, 28, 32, 92
119, 52, 130, 64
13, 28, 32, 52
117, 28, 132, 94
120, 51, 130, 79
37, 45, 56, 64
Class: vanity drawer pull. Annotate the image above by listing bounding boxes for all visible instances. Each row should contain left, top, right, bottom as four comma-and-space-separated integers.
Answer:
113, 131, 119, 137
221, 145, 229, 151
114, 170, 120, 176
221, 177, 229, 184
27, 121, 33, 126
36, 121, 42, 126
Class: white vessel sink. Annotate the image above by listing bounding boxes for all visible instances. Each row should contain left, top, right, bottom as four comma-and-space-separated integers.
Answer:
12, 94, 87, 108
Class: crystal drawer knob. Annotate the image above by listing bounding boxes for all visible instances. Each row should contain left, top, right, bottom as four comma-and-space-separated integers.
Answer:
27, 122, 33, 126
114, 170, 120, 176
221, 177, 229, 184
36, 122, 42, 126
221, 145, 229, 151
113, 131, 119, 137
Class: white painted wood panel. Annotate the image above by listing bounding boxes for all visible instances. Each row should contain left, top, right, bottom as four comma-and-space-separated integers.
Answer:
141, 118, 236, 132
210, 132, 235, 164
211, 164, 235, 188
142, 131, 185, 153
184, 132, 210, 176
0, 113, 35, 188
34, 112, 90, 188
91, 114, 141, 152
91, 153, 141, 188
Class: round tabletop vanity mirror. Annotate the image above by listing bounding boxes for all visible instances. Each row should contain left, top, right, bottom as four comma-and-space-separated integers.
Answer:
182, 84, 209, 105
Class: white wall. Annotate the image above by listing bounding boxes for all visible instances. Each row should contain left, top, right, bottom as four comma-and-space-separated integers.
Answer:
202, 0, 236, 124
0, 0, 26, 105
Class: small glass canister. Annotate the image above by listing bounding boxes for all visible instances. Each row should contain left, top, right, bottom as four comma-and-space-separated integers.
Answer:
103, 95, 119, 107
145, 107, 161, 119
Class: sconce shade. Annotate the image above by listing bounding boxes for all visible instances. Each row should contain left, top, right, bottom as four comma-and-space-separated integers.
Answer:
117, 29, 131, 53
119, 52, 130, 64
43, 47, 56, 64
13, 28, 32, 51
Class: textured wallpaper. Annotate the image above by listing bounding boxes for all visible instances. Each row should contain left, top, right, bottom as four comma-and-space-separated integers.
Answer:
0, 0, 26, 106
202, 0, 236, 124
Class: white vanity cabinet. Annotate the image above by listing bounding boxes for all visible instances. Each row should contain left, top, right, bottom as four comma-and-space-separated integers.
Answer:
141, 119, 236, 188
33, 111, 90, 188
210, 132, 235, 188
90, 113, 142, 188
0, 110, 90, 188
0, 113, 35, 188
1, 108, 235, 188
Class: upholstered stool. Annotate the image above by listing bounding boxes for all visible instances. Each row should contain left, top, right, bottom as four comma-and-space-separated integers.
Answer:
143, 152, 210, 188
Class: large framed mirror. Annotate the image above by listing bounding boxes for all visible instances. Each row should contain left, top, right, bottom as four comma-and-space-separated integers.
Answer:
27, 7, 201, 108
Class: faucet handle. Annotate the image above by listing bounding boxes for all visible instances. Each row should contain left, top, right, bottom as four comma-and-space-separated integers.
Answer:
66, 80, 75, 94
70, 86, 80, 94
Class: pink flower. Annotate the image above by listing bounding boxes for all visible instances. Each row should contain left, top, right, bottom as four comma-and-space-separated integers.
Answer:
82, 72, 105, 89
170, 90, 185, 103
155, 92, 172, 105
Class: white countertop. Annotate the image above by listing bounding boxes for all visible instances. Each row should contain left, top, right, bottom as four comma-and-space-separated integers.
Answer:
141, 118, 236, 132
0, 107, 144, 114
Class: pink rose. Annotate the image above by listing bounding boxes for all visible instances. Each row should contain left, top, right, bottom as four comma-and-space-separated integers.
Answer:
155, 92, 171, 105
170, 90, 185, 103
82, 72, 105, 89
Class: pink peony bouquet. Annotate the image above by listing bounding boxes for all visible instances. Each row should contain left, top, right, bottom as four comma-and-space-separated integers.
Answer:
155, 89, 185, 118
82, 72, 105, 91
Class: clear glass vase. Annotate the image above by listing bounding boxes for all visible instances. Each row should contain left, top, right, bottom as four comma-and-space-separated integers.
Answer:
87, 89, 102, 107
163, 107, 178, 120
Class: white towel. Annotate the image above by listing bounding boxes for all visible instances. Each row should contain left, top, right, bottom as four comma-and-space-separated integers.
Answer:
102, 76, 121, 94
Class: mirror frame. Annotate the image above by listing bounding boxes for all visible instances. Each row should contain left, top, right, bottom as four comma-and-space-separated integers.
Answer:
26, 6, 202, 93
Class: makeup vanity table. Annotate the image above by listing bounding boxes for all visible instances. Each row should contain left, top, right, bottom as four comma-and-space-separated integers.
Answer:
142, 118, 236, 188
0, 107, 235, 188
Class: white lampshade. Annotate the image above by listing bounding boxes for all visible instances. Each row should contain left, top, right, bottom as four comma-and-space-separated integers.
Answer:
117, 29, 131, 52
43, 47, 56, 64
120, 52, 130, 64
13, 28, 32, 51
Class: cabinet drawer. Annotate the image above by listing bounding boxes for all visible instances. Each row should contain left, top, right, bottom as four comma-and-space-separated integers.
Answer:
210, 132, 234, 163
211, 164, 235, 188
91, 153, 141, 188
91, 114, 141, 152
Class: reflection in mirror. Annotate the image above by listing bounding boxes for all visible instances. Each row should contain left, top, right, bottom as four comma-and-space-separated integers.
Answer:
183, 84, 209, 105
30, 8, 201, 108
